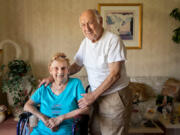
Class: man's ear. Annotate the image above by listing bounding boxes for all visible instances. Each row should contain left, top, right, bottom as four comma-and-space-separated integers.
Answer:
100, 17, 103, 25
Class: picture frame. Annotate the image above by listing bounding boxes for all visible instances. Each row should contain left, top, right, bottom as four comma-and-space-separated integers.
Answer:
98, 3, 142, 49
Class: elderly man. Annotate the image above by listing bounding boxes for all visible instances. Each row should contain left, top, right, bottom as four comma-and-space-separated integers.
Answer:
41, 9, 132, 135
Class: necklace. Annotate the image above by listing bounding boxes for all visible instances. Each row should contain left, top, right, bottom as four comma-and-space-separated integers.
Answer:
51, 78, 68, 95
51, 82, 67, 95
53, 83, 64, 91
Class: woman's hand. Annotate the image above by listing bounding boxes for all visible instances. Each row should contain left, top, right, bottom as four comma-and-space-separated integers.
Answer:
38, 76, 54, 87
51, 126, 59, 132
48, 115, 64, 129
41, 115, 50, 127
41, 115, 50, 126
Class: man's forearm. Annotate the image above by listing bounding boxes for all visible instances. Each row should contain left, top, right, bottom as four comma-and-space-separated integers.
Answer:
93, 72, 120, 98
93, 61, 123, 98
69, 63, 82, 75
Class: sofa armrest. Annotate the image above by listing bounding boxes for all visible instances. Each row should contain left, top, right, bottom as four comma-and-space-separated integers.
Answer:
0, 117, 17, 135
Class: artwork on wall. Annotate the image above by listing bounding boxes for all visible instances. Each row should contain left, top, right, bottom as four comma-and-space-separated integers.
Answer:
98, 3, 142, 49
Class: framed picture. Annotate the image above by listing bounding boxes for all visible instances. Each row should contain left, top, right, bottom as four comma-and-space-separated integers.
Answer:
98, 3, 142, 49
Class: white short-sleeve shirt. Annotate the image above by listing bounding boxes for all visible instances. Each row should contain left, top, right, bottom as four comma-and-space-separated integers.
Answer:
74, 30, 129, 96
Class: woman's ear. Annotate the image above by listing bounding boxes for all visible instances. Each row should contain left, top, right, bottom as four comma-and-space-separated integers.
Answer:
49, 66, 52, 75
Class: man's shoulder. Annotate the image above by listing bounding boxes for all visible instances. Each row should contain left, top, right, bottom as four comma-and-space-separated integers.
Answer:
79, 37, 89, 48
81, 37, 88, 44
103, 30, 120, 40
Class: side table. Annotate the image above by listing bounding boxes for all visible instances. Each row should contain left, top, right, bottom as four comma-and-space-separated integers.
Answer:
128, 121, 164, 135
157, 114, 180, 135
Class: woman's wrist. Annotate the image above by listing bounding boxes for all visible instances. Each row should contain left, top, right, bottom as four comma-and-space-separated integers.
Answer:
58, 115, 65, 121
39, 114, 46, 121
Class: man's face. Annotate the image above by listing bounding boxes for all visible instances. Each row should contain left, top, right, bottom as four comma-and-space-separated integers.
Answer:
80, 11, 103, 42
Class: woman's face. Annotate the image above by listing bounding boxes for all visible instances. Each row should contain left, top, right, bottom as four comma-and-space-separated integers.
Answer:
49, 60, 69, 84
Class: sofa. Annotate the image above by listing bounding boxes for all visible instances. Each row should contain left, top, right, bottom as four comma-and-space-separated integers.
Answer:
0, 117, 17, 135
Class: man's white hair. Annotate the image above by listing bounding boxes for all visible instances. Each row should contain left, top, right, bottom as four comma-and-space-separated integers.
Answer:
79, 9, 102, 24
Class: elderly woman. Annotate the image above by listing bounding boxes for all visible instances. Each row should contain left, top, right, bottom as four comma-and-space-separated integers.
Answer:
24, 53, 88, 135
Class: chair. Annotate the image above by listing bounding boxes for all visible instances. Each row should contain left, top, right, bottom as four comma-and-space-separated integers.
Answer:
17, 112, 32, 135
17, 85, 90, 135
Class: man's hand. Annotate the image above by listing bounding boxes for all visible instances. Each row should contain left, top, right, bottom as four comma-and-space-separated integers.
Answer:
38, 76, 54, 87
78, 92, 97, 108
78, 61, 122, 108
